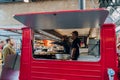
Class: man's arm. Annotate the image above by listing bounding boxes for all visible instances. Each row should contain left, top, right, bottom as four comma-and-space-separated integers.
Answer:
9, 47, 16, 54
2, 47, 9, 63
8, 47, 16, 54
71, 48, 76, 59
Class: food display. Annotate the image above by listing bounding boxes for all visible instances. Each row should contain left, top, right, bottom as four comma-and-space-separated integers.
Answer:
33, 40, 68, 59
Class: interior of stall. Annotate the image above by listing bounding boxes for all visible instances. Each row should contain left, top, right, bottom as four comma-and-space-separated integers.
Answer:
33, 28, 100, 62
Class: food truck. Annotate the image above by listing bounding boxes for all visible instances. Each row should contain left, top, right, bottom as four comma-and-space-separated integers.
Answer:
3, 9, 120, 80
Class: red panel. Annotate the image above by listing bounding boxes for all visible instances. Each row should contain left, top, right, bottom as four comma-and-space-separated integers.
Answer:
100, 24, 118, 80
27, 58, 103, 80
20, 24, 119, 80
19, 28, 32, 80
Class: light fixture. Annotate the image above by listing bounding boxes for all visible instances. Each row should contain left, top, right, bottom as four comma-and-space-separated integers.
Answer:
23, 0, 29, 3
112, 0, 115, 3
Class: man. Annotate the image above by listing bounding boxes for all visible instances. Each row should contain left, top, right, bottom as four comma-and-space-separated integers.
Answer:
71, 31, 80, 60
0, 41, 5, 63
117, 43, 120, 61
0, 41, 5, 50
2, 38, 16, 63
53, 35, 70, 54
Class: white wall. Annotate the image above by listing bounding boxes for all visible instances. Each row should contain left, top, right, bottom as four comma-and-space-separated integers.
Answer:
0, 0, 98, 28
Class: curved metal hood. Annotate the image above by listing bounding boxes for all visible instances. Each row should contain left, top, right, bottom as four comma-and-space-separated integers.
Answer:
14, 9, 109, 30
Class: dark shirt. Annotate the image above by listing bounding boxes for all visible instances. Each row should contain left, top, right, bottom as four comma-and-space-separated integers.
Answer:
71, 38, 80, 60
53, 40, 70, 54
62, 40, 70, 54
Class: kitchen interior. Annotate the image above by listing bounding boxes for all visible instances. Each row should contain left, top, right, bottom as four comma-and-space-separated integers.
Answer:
33, 27, 100, 61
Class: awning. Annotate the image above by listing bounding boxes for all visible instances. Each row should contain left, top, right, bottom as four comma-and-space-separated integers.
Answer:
14, 9, 109, 30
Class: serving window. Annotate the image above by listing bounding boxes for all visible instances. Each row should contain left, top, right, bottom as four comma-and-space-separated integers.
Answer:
33, 28, 100, 62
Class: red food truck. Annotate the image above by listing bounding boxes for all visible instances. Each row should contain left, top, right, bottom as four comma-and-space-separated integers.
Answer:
2, 9, 120, 80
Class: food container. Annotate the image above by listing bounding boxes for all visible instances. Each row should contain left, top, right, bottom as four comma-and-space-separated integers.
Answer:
55, 54, 70, 60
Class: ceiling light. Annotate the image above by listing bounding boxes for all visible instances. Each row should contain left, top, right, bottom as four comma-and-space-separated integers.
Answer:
23, 0, 29, 3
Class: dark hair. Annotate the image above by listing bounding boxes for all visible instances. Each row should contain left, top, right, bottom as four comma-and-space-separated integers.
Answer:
72, 31, 78, 36
6, 38, 11, 43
